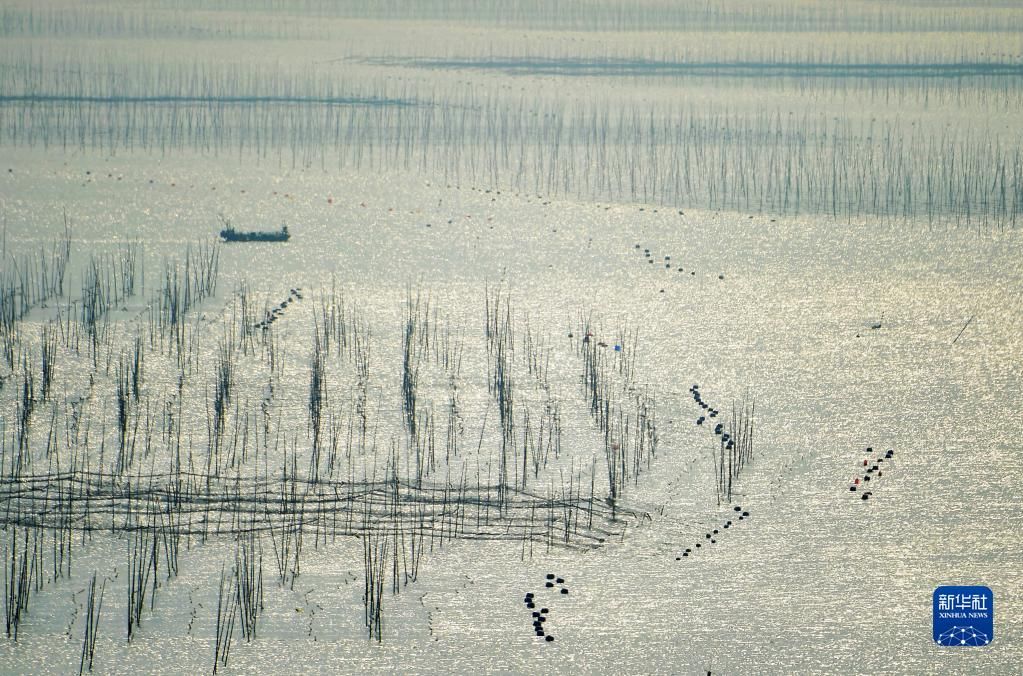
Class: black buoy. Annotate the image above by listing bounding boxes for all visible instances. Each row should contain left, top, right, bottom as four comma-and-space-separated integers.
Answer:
546, 635, 555, 642
527, 602, 535, 608
540, 608, 548, 614
741, 511, 749, 517
734, 506, 742, 512
546, 574, 555, 579
546, 582, 554, 588
560, 588, 568, 595
556, 578, 564, 584
849, 486, 856, 491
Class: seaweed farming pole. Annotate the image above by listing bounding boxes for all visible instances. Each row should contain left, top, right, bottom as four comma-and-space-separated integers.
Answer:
78, 572, 105, 675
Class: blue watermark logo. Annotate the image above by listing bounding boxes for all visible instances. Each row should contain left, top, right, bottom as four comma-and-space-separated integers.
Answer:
933, 585, 993, 647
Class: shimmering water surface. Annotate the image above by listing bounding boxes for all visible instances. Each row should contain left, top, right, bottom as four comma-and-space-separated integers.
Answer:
1, 2, 1021, 674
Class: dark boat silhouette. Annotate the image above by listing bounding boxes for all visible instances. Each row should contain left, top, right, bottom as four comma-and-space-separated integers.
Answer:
220, 222, 290, 242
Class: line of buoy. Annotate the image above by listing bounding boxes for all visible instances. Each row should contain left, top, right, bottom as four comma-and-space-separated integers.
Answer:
254, 287, 303, 330
524, 574, 570, 642
849, 447, 895, 500
677, 506, 750, 560
635, 243, 728, 282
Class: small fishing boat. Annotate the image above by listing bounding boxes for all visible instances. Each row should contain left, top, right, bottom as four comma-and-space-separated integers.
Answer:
219, 222, 290, 242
